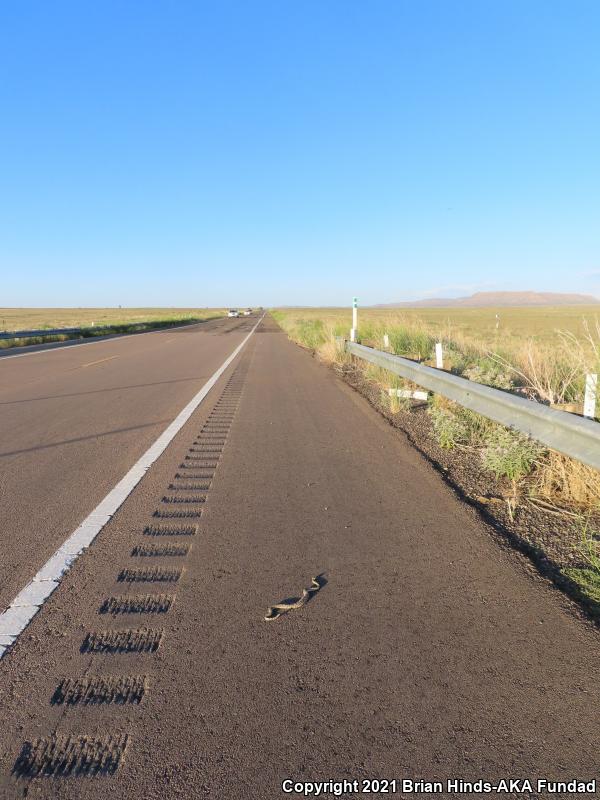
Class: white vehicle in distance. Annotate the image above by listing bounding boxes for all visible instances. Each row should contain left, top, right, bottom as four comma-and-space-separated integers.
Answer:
228, 309, 240, 318
243, 308, 252, 316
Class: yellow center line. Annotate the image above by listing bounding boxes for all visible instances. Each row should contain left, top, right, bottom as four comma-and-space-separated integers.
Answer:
81, 355, 119, 368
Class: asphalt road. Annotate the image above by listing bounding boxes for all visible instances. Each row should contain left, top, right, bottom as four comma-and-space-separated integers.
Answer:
0, 316, 254, 612
0, 316, 599, 799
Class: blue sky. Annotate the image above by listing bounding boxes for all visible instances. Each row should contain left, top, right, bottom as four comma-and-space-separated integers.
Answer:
1, 1, 599, 307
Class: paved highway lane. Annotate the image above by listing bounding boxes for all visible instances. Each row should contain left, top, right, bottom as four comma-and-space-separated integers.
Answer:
0, 316, 254, 611
0, 316, 599, 798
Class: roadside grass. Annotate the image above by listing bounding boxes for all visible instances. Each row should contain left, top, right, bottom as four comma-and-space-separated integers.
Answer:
531, 451, 600, 509
272, 307, 600, 512
272, 304, 600, 347
0, 309, 226, 350
563, 518, 600, 608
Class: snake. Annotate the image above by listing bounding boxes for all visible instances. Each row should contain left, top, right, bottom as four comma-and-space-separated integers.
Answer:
264, 576, 323, 621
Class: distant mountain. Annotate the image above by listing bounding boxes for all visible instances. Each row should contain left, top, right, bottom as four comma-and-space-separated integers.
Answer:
375, 291, 600, 308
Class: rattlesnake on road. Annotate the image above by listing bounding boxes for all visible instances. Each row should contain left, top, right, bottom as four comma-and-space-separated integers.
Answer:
264, 576, 323, 621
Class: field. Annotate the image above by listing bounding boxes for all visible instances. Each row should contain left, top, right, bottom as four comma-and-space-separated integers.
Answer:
0, 307, 227, 349
273, 305, 600, 403
0, 307, 225, 332
273, 305, 600, 352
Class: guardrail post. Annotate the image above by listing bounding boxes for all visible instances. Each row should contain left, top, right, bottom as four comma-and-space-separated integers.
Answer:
435, 342, 444, 369
584, 373, 598, 419
350, 297, 358, 342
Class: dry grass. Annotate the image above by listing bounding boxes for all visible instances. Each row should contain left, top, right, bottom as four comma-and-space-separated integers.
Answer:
532, 451, 600, 509
272, 304, 600, 350
316, 334, 349, 366
0, 308, 225, 332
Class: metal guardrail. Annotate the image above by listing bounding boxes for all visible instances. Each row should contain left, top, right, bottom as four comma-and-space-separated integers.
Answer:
346, 341, 600, 471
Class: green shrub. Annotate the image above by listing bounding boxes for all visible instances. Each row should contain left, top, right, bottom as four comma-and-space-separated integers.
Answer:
463, 357, 515, 390
563, 520, 600, 606
429, 406, 470, 449
563, 567, 600, 605
481, 428, 543, 480
428, 398, 497, 449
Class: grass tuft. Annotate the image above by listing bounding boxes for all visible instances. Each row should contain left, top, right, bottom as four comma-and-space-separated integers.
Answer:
481, 428, 544, 481
563, 518, 600, 607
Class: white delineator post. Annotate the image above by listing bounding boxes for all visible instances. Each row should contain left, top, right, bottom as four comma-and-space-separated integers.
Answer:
350, 297, 358, 342
435, 342, 444, 369
584, 373, 598, 419
383, 333, 390, 349
389, 388, 428, 401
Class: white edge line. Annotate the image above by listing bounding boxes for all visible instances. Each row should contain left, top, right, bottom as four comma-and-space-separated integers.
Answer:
0, 314, 227, 361
0, 315, 264, 658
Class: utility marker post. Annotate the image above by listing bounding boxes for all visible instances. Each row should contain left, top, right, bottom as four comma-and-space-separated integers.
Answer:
584, 373, 598, 419
350, 297, 358, 342
435, 342, 444, 369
